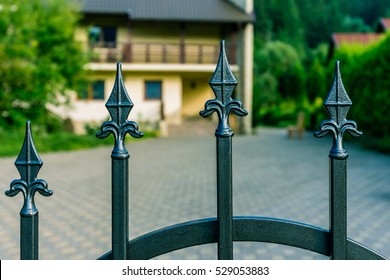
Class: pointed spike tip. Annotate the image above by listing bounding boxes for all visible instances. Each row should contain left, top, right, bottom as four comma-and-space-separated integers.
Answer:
335, 60, 340, 75
116, 62, 122, 78
26, 120, 31, 132
20, 121, 40, 162
23, 120, 33, 148
220, 40, 227, 59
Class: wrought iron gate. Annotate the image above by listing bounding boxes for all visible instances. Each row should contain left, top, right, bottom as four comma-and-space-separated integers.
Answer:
5, 41, 387, 260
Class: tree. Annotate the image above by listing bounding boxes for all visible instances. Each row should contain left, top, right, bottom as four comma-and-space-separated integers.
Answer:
295, 0, 344, 48
340, 16, 372, 32
254, 0, 305, 48
0, 0, 86, 131
252, 41, 306, 125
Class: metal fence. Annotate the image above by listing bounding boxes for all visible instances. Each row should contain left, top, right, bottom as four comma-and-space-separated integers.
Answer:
5, 41, 387, 260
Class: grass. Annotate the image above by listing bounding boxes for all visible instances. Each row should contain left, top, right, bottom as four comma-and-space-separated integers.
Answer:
0, 129, 158, 157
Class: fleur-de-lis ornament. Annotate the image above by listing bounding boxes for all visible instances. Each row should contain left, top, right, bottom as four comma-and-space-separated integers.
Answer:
97, 63, 143, 156
200, 40, 247, 137
314, 61, 362, 158
5, 121, 52, 216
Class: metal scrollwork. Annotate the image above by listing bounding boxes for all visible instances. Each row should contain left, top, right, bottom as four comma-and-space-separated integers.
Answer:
314, 61, 362, 159
5, 121, 52, 216
200, 40, 248, 137
97, 62, 143, 157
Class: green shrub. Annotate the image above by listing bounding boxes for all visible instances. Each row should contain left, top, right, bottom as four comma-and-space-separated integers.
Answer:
331, 35, 390, 152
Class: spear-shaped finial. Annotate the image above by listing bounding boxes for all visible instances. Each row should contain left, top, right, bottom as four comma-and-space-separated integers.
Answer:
106, 63, 134, 126
323, 61, 353, 124
6, 121, 52, 216
200, 40, 247, 137
15, 121, 43, 185
314, 61, 362, 158
97, 62, 143, 157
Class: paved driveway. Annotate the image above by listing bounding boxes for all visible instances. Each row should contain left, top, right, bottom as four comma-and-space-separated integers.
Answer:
0, 128, 389, 259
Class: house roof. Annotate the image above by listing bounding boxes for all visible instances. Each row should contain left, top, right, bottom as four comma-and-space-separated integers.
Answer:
331, 33, 383, 48
79, 0, 254, 23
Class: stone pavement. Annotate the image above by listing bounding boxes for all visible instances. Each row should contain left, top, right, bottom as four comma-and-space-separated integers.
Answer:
0, 127, 389, 260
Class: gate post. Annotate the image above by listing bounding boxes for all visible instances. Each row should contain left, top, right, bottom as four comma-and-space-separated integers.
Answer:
315, 61, 362, 260
97, 63, 143, 260
200, 41, 247, 259
5, 121, 53, 260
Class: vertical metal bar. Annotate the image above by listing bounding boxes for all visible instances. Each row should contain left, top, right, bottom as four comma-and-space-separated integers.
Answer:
200, 41, 247, 260
20, 214, 39, 260
216, 136, 233, 260
6, 121, 52, 260
329, 157, 347, 259
314, 61, 362, 260
97, 63, 143, 260
111, 155, 129, 260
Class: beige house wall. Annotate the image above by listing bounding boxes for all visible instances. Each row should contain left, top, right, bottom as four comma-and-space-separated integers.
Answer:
124, 73, 182, 125
182, 77, 213, 118
131, 22, 181, 43
162, 76, 182, 124
183, 23, 220, 44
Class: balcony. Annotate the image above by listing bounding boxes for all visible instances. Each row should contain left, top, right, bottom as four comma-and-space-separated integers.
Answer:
89, 42, 237, 65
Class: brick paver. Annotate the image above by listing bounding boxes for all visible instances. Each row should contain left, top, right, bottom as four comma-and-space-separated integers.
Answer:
0, 127, 389, 259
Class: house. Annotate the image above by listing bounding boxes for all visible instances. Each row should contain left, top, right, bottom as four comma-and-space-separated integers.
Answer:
54, 0, 255, 135
328, 17, 390, 60
330, 33, 383, 48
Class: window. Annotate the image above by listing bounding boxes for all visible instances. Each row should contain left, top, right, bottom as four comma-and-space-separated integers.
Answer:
145, 81, 162, 100
78, 80, 105, 100
88, 26, 117, 47
102, 27, 117, 45
92, 81, 105, 100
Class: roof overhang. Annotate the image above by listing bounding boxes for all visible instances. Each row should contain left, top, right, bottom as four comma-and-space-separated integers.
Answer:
79, 0, 255, 24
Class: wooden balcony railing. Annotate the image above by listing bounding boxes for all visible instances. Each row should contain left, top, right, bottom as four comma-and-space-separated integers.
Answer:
89, 41, 237, 65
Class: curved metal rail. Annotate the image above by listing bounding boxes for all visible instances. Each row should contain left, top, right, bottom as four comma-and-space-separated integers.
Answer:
98, 217, 386, 260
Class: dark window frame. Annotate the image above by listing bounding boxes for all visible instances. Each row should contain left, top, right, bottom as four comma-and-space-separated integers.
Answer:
145, 81, 162, 100
78, 80, 105, 101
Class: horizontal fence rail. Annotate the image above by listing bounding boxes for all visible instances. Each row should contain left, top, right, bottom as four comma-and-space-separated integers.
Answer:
4, 40, 387, 260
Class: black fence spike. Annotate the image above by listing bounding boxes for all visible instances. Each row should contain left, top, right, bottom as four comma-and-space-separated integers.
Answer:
200, 40, 247, 137
314, 60, 363, 260
97, 62, 143, 157
314, 60, 362, 159
96, 62, 144, 259
5, 121, 52, 259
